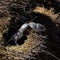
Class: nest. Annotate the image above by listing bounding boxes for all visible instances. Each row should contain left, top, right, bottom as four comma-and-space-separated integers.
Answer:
0, 0, 60, 60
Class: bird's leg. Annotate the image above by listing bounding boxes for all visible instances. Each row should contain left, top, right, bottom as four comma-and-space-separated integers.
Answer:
15, 40, 18, 46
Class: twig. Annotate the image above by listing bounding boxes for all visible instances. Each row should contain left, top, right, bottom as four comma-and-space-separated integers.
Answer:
41, 50, 60, 60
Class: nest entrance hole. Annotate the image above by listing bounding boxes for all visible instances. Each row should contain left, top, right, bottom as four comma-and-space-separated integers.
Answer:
3, 13, 57, 46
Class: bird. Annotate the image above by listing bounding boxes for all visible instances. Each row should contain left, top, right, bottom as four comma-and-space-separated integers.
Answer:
8, 22, 46, 45
8, 23, 29, 45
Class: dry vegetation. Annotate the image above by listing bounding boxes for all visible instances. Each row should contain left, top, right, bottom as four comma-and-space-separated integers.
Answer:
0, 30, 45, 60
0, 0, 60, 60
7, 30, 43, 54
33, 6, 58, 20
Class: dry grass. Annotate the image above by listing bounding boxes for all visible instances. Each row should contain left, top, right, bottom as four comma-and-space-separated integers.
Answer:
0, 33, 3, 39
33, 6, 58, 20
0, 17, 10, 32
6, 30, 42, 54
0, 17, 11, 39
0, 17, 11, 45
